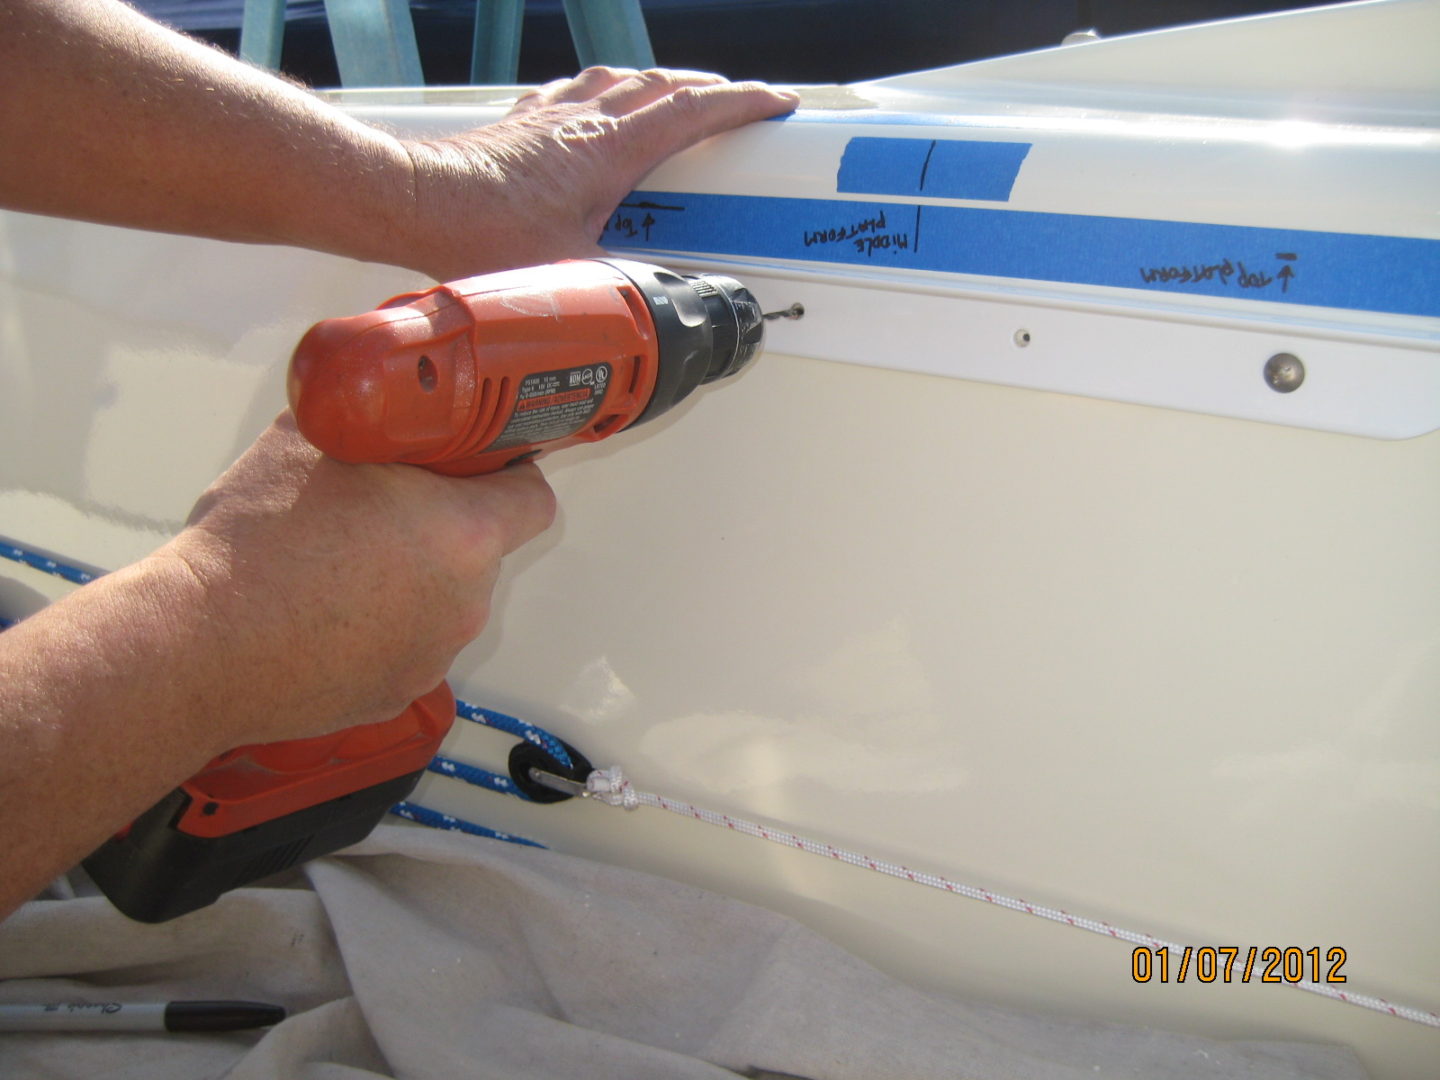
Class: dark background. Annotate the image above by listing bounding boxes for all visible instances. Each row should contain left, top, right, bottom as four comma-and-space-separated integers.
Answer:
137, 0, 1319, 88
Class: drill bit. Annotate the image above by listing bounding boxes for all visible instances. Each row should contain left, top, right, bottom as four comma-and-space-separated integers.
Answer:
762, 303, 804, 321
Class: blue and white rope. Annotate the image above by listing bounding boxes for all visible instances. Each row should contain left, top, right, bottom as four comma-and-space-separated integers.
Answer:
0, 540, 96, 586
390, 801, 545, 848
455, 698, 572, 771
428, 752, 523, 798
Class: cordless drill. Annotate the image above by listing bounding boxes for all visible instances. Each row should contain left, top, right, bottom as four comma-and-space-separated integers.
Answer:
84, 258, 786, 922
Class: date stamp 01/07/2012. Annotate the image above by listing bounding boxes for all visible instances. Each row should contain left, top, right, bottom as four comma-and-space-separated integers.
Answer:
1132, 946, 1348, 985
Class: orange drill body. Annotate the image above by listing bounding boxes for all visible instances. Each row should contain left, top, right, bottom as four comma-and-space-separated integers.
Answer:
289, 260, 666, 476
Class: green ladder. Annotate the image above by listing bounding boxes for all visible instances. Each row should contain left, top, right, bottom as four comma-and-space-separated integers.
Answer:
239, 0, 656, 87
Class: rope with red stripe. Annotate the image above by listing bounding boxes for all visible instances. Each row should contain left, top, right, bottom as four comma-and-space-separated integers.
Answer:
580, 766, 1440, 1030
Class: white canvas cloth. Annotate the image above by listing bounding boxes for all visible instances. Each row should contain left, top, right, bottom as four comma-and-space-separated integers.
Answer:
0, 825, 1367, 1079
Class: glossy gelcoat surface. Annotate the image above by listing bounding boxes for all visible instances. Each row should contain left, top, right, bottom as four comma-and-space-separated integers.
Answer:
2, 5, 1437, 1076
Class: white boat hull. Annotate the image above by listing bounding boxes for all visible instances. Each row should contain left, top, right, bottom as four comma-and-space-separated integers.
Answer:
2, 3, 1436, 1075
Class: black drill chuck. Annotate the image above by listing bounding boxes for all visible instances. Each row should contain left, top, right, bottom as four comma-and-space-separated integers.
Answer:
598, 258, 766, 428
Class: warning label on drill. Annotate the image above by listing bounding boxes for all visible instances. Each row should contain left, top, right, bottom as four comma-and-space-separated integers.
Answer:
488, 363, 611, 452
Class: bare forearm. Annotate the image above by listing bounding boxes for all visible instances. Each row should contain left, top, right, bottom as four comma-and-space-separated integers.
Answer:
0, 553, 230, 918
0, 417, 555, 919
0, 0, 413, 265
0, 3, 799, 282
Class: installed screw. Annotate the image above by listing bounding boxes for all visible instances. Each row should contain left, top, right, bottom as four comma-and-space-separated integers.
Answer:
1264, 352, 1305, 393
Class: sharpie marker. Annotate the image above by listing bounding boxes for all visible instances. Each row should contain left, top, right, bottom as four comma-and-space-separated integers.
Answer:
0, 1000, 285, 1032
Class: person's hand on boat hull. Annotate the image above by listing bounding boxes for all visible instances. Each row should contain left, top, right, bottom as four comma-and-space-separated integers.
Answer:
0, 0, 797, 281
398, 66, 797, 282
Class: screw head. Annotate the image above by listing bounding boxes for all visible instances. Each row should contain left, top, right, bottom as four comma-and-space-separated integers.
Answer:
1264, 352, 1305, 393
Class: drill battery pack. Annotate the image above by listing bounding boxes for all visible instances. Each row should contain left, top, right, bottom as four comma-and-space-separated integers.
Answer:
84, 683, 454, 923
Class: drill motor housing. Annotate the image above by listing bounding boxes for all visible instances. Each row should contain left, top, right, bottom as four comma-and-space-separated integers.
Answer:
288, 258, 764, 475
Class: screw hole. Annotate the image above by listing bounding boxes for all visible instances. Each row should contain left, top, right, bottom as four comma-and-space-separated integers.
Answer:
1013, 329, 1032, 348
417, 355, 437, 392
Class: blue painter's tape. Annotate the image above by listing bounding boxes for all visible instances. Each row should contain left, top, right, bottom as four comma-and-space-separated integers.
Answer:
602, 192, 1439, 319
926, 140, 1031, 201
837, 137, 1031, 201
837, 137, 934, 198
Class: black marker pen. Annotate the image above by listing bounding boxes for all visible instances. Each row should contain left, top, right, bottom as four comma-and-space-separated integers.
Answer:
0, 1000, 285, 1032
